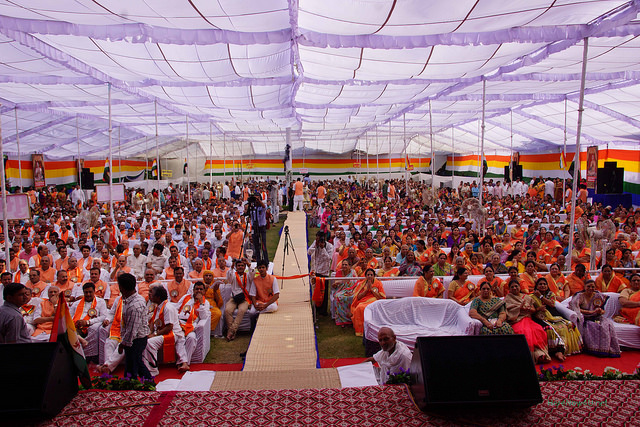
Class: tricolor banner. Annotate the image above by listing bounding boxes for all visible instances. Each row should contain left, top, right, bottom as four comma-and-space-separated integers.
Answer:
49, 294, 92, 388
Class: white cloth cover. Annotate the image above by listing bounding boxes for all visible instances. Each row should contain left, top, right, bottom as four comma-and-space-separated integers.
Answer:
363, 297, 481, 351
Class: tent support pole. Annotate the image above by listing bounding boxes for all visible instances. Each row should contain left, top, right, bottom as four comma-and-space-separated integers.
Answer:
563, 97, 568, 203
375, 127, 379, 184
77, 115, 81, 192
214, 122, 219, 186
451, 127, 454, 189
15, 108, 22, 192
567, 38, 590, 271
403, 114, 409, 195
479, 79, 487, 236
155, 100, 161, 214
0, 103, 11, 264
108, 83, 114, 219
429, 100, 434, 187
222, 130, 226, 181
388, 121, 391, 180
366, 132, 370, 185
186, 116, 190, 201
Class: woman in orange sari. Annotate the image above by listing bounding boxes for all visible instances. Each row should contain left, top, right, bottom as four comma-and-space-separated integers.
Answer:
413, 264, 444, 298
545, 263, 570, 302
376, 256, 399, 277
510, 219, 525, 243
518, 260, 538, 294
478, 265, 504, 297
448, 268, 477, 306
468, 253, 484, 275
595, 264, 626, 293
619, 273, 640, 326
350, 268, 386, 336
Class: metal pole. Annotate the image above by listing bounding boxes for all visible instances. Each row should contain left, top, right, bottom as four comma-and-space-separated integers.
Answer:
563, 97, 568, 202
451, 126, 454, 188
388, 120, 391, 180
479, 79, 486, 207
510, 110, 513, 183
429, 100, 434, 186
155, 100, 161, 214
375, 126, 379, 184
366, 131, 370, 184
403, 114, 409, 195
567, 38, 589, 271
285, 127, 291, 190
186, 116, 191, 201
108, 83, 114, 218
0, 104, 10, 264
15, 108, 22, 192
222, 130, 226, 180
77, 115, 81, 192
210, 123, 214, 187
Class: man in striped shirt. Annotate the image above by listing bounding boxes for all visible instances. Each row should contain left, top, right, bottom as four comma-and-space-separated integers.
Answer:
117, 273, 152, 380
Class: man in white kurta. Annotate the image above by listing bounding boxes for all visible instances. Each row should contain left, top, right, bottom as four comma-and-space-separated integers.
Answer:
97, 295, 125, 373
365, 327, 412, 385
70, 282, 108, 359
174, 281, 210, 372
143, 286, 186, 376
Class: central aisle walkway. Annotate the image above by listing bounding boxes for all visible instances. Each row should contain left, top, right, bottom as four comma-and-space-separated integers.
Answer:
210, 211, 342, 390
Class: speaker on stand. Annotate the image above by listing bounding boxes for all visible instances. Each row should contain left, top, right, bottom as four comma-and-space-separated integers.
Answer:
80, 168, 94, 190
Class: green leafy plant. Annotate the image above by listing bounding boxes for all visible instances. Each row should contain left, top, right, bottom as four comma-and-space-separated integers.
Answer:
84, 373, 156, 391
538, 364, 640, 381
386, 367, 411, 385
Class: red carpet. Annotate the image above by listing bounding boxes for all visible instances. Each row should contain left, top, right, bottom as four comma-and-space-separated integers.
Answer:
92, 352, 640, 384
539, 349, 640, 375
41, 381, 640, 426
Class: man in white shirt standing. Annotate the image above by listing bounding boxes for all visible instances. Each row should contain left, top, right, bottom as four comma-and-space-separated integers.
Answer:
223, 181, 231, 200
71, 185, 86, 207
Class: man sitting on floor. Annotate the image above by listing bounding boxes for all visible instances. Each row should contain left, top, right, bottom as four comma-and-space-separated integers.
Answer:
364, 327, 412, 385
97, 293, 125, 374
202, 269, 224, 335
144, 285, 187, 376
250, 259, 279, 314
31, 285, 60, 341
175, 281, 211, 373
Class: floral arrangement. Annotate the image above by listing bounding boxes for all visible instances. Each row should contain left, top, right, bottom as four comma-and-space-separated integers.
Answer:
538, 364, 640, 381
84, 373, 156, 391
386, 368, 411, 385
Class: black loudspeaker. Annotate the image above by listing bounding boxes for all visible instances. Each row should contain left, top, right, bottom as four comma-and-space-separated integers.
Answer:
503, 166, 511, 183
81, 168, 94, 190
597, 166, 624, 194
0, 342, 78, 418
512, 164, 523, 180
410, 335, 542, 411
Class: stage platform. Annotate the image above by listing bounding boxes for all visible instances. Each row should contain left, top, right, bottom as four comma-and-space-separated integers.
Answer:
39, 380, 640, 426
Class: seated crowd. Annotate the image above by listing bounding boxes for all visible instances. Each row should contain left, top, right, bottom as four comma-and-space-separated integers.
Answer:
307, 177, 640, 365
0, 179, 282, 375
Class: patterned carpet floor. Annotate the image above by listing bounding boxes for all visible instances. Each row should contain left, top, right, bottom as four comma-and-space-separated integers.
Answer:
38, 380, 640, 427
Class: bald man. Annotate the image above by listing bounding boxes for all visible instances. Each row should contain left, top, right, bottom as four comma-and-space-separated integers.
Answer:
364, 327, 412, 385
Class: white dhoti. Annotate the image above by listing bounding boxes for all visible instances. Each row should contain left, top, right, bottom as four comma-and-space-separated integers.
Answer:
143, 334, 187, 376
103, 338, 125, 372
83, 323, 101, 358
293, 195, 304, 211
31, 332, 50, 342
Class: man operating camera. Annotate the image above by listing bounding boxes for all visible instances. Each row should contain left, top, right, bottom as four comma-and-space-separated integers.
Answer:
246, 194, 268, 263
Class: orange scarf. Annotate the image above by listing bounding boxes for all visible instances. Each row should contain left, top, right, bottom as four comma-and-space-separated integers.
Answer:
108, 298, 123, 341
150, 301, 176, 364
178, 295, 202, 336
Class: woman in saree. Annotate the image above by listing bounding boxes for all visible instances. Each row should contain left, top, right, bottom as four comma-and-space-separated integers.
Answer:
618, 273, 640, 326
448, 268, 477, 306
412, 264, 444, 299
518, 260, 539, 294
505, 249, 525, 273
377, 256, 400, 277
477, 265, 504, 297
545, 263, 570, 302
505, 279, 551, 363
350, 268, 386, 336
531, 278, 583, 360
469, 282, 514, 335
468, 253, 484, 275
569, 279, 621, 357
595, 264, 626, 293
331, 260, 358, 327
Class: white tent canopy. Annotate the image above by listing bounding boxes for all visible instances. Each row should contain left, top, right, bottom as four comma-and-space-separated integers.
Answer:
0, 1, 639, 159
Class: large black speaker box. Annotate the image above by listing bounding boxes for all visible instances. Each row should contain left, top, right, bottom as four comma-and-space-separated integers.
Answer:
503, 164, 523, 183
597, 167, 624, 194
410, 335, 542, 411
0, 342, 78, 418
81, 167, 94, 190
